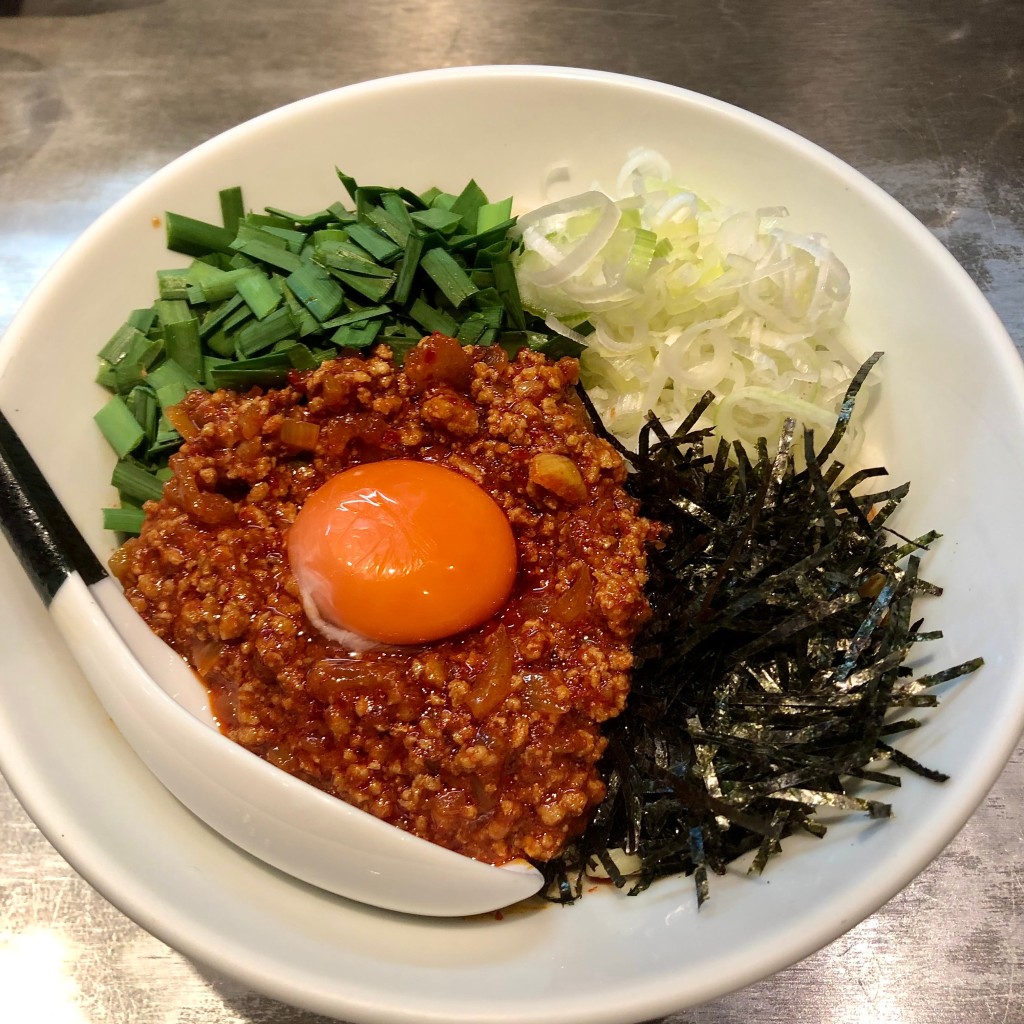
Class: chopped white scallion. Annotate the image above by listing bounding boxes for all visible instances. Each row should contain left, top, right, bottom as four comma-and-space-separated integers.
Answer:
513, 149, 866, 454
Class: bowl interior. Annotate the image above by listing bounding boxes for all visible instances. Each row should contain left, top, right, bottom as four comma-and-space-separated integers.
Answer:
1, 66, 1023, 1023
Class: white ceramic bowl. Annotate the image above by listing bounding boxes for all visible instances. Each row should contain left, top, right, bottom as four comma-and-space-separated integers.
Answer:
2, 66, 1023, 1023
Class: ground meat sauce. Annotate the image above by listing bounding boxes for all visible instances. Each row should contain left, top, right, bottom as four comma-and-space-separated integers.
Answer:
112, 334, 657, 864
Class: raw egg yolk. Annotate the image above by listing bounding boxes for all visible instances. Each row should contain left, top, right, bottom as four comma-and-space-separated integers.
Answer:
288, 460, 517, 647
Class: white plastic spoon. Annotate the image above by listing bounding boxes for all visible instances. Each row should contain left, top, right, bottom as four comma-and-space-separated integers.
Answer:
0, 409, 544, 916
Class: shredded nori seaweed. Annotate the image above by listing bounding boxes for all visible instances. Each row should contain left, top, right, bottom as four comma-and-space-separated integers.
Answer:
543, 354, 983, 907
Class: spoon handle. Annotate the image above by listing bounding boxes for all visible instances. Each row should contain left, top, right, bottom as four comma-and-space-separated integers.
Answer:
0, 409, 107, 604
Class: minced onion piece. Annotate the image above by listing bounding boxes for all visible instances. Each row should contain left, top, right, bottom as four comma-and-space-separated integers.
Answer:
279, 418, 321, 451
513, 150, 865, 453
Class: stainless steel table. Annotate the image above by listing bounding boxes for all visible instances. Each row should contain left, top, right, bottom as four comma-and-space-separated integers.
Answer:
2, 2, 1022, 1022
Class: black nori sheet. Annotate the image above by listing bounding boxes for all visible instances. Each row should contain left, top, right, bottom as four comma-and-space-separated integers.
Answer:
547, 356, 982, 906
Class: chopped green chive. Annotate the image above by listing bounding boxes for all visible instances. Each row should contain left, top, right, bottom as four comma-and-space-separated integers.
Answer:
154, 298, 192, 327
286, 264, 346, 322
157, 268, 190, 300
332, 320, 383, 349
329, 268, 396, 304
264, 205, 337, 229
208, 345, 314, 389
98, 321, 147, 365
219, 186, 245, 234
420, 247, 478, 308
165, 212, 236, 257
203, 355, 233, 388
450, 178, 489, 231
321, 304, 391, 330
235, 306, 298, 358
94, 395, 145, 457
231, 238, 303, 273
127, 307, 157, 333
260, 225, 307, 252
154, 381, 188, 410
199, 292, 247, 339
233, 223, 289, 250
146, 357, 203, 395
112, 458, 166, 504
236, 270, 282, 320
345, 223, 403, 263
476, 197, 513, 234
410, 207, 462, 233
102, 503, 146, 535
393, 231, 425, 306
127, 385, 158, 442
492, 257, 527, 330
280, 281, 322, 338
163, 317, 203, 381
367, 199, 412, 247
409, 297, 459, 336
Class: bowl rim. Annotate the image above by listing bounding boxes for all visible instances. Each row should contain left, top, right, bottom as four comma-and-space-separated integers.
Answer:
2, 63, 1023, 1024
